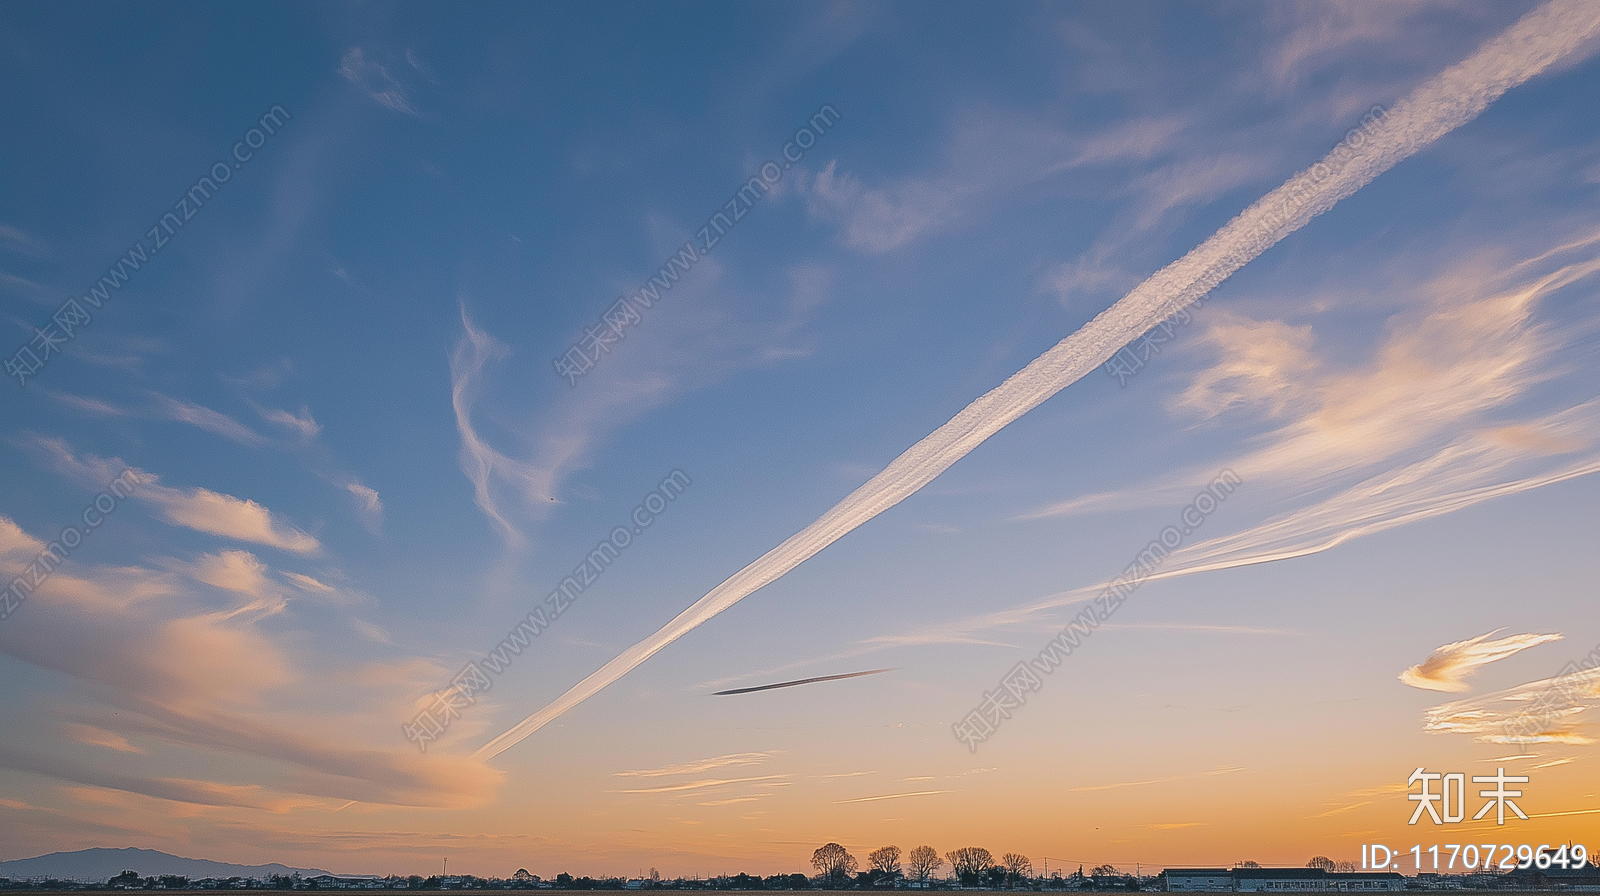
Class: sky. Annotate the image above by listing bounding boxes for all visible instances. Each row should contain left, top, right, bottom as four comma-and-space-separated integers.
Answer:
2, 0, 1599, 880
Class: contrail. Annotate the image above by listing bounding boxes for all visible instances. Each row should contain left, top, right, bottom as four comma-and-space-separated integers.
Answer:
474, 0, 1600, 762
712, 668, 893, 696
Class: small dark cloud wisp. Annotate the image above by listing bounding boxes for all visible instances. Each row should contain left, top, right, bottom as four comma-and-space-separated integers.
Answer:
712, 668, 893, 696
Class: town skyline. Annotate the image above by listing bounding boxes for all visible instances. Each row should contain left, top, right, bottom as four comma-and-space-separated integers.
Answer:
4, 836, 1594, 885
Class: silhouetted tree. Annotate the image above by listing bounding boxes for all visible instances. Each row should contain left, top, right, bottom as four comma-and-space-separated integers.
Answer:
947, 848, 993, 887
1306, 858, 1334, 873
1001, 855, 1032, 888
812, 843, 858, 888
869, 846, 902, 882
906, 847, 942, 888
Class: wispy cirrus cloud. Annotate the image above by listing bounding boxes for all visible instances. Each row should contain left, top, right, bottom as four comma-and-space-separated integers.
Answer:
41, 388, 383, 538
449, 309, 553, 548
1261, 3, 1452, 92
608, 774, 790, 795
344, 481, 384, 532
697, 794, 772, 806
256, 403, 322, 441
60, 723, 142, 754
148, 393, 268, 445
179, 549, 278, 599
27, 436, 320, 554
1029, 236, 1600, 522
282, 571, 336, 594
807, 159, 967, 253
1400, 630, 1564, 692
0, 223, 46, 255
615, 752, 778, 778
1422, 665, 1600, 745
804, 106, 1208, 254
872, 396, 1600, 652
148, 484, 320, 555
832, 789, 949, 804
338, 48, 422, 116
451, 264, 832, 547
44, 389, 268, 446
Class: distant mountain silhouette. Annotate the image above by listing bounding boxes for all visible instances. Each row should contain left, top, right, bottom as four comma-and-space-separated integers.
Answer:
0, 848, 345, 883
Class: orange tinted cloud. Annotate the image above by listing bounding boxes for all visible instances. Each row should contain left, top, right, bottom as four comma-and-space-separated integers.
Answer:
1400, 629, 1562, 692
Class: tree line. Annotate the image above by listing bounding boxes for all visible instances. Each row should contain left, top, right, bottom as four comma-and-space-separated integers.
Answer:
810, 844, 1070, 889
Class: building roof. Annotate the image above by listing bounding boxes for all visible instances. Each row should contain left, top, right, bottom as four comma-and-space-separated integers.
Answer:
1229, 869, 1403, 880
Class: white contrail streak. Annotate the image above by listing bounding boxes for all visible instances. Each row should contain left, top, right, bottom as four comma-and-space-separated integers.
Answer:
475, 0, 1600, 761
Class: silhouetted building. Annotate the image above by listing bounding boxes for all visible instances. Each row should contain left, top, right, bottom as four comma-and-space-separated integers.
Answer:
1163, 869, 1405, 892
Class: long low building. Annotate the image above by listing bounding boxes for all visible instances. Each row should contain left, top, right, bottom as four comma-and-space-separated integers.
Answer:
1163, 868, 1406, 891
1165, 869, 1236, 891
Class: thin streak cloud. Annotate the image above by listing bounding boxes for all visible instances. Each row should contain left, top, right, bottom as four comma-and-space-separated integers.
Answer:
44, 389, 269, 446
832, 789, 949, 804
894, 411, 1600, 649
615, 752, 777, 778
608, 774, 789, 795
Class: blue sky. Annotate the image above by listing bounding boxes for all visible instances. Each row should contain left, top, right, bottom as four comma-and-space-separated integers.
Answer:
3, 0, 1600, 878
